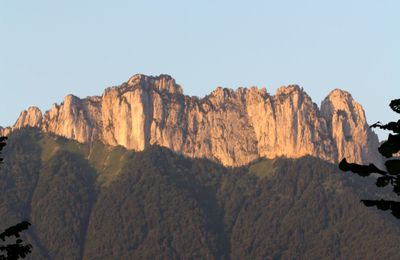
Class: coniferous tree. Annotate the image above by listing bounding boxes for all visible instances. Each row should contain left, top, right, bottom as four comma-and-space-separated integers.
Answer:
339, 99, 400, 218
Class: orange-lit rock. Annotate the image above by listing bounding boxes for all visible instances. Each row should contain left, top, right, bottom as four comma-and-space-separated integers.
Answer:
2, 74, 380, 166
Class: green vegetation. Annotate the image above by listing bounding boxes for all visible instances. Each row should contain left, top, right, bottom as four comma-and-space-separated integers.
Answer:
0, 135, 33, 259
2, 129, 400, 259
248, 159, 277, 179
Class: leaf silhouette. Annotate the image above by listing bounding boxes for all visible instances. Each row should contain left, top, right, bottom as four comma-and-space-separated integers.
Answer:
371, 120, 400, 134
361, 200, 400, 219
339, 98, 400, 219
339, 158, 386, 177
390, 99, 400, 114
378, 134, 400, 158
385, 159, 400, 175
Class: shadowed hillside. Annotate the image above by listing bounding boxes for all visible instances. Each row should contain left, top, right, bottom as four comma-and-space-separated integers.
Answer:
0, 128, 399, 259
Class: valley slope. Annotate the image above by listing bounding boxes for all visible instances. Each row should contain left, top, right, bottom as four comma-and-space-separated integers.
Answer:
0, 129, 398, 260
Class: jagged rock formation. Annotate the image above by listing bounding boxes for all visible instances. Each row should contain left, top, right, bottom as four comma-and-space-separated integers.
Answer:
0, 74, 380, 166
321, 90, 379, 165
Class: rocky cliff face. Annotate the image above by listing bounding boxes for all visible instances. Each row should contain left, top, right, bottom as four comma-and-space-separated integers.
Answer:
321, 89, 380, 165
0, 74, 381, 166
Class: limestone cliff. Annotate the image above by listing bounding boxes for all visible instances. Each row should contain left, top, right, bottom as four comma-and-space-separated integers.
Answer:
321, 89, 380, 165
0, 74, 381, 166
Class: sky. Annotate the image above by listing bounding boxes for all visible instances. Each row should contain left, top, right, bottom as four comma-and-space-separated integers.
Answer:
1, 0, 399, 140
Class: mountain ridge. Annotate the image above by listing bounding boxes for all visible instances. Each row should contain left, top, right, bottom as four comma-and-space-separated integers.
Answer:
0, 74, 381, 166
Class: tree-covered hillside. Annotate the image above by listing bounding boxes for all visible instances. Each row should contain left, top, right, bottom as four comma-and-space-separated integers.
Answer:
1, 129, 399, 259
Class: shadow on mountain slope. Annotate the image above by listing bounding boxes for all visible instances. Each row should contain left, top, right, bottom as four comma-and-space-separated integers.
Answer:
1, 128, 400, 259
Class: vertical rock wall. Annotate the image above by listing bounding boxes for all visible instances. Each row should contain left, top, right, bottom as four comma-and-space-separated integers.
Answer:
1, 74, 381, 166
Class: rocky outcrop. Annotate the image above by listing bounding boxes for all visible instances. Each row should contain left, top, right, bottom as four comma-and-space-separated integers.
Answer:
0, 127, 11, 137
14, 106, 43, 129
1, 74, 381, 166
321, 89, 380, 165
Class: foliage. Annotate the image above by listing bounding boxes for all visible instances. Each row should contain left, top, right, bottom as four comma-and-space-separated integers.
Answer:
0, 136, 32, 259
0, 137, 6, 165
0, 221, 32, 260
2, 129, 400, 259
339, 98, 400, 218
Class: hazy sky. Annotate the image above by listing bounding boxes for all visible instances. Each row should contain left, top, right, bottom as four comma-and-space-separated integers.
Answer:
1, 0, 399, 140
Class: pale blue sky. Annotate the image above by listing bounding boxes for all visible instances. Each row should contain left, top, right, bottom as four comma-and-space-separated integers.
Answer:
1, 0, 399, 139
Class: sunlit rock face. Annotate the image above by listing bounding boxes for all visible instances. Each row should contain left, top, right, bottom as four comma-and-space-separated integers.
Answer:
0, 127, 11, 137
2, 74, 381, 166
14, 106, 43, 129
321, 89, 381, 165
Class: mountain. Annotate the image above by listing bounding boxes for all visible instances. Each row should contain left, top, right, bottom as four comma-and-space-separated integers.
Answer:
0, 74, 380, 166
1, 129, 399, 259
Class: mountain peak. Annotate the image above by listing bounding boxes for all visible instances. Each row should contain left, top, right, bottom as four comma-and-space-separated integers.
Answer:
321, 88, 361, 116
126, 74, 183, 94
14, 106, 42, 129
325, 88, 353, 100
276, 84, 303, 96
321, 88, 379, 165
0, 74, 381, 166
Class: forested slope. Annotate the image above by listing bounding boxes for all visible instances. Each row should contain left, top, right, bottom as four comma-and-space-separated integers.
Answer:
0, 129, 398, 259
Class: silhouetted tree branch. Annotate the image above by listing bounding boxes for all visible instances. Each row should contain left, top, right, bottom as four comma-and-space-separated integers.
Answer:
339, 98, 400, 218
